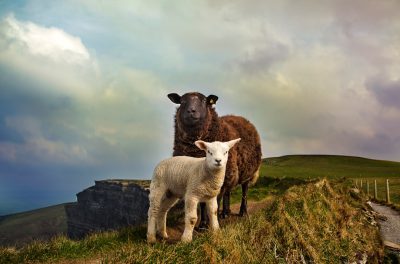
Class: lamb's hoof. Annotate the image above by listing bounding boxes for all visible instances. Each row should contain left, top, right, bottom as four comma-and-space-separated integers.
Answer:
181, 235, 192, 243
147, 235, 157, 244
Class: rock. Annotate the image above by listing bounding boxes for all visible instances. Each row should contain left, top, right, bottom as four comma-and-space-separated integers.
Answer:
65, 179, 151, 239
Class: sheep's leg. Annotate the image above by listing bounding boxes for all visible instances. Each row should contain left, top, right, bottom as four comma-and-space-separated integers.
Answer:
198, 202, 208, 230
217, 187, 226, 219
181, 197, 199, 243
156, 195, 179, 240
206, 198, 219, 231
239, 182, 249, 216
217, 194, 222, 215
221, 191, 231, 219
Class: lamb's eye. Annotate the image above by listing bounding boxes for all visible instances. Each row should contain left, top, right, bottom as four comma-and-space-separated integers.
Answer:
207, 150, 213, 156
224, 151, 228, 155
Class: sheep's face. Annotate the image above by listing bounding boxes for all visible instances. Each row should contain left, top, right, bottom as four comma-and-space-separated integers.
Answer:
195, 139, 241, 171
168, 92, 218, 127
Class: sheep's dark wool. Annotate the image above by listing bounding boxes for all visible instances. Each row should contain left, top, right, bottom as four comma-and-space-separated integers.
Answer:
168, 92, 262, 225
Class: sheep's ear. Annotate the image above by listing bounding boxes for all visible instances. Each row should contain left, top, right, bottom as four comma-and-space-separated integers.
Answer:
207, 95, 218, 105
195, 140, 207, 151
227, 138, 241, 149
168, 93, 181, 104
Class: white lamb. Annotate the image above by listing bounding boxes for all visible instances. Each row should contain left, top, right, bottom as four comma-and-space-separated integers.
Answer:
147, 138, 241, 243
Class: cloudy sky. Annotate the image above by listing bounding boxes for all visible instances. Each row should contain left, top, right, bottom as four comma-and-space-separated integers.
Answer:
1, 0, 400, 215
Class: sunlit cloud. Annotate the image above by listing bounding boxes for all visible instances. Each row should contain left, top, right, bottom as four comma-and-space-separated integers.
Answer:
3, 13, 90, 64
0, 0, 400, 214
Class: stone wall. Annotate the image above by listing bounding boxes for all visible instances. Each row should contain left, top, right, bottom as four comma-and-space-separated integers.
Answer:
65, 179, 151, 239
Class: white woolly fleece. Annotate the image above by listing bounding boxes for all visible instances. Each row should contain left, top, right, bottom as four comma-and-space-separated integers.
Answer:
147, 138, 240, 243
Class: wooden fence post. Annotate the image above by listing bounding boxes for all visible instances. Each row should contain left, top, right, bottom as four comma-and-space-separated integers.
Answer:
386, 179, 390, 204
367, 180, 370, 197
374, 180, 377, 199
361, 179, 363, 190
356, 179, 358, 188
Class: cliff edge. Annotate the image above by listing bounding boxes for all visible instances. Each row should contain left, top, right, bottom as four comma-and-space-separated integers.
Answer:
66, 179, 150, 239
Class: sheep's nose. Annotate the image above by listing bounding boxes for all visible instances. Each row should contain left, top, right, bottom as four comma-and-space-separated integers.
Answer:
215, 159, 222, 165
187, 108, 196, 113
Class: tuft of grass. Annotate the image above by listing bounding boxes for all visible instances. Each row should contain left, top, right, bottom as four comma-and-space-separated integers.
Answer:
230, 176, 311, 204
0, 179, 384, 263
261, 179, 383, 263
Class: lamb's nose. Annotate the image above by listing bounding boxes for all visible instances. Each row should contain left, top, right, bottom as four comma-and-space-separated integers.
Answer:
187, 108, 196, 113
215, 159, 221, 165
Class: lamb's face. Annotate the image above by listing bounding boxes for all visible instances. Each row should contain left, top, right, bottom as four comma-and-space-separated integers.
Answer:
167, 92, 218, 128
195, 138, 241, 171
205, 142, 230, 170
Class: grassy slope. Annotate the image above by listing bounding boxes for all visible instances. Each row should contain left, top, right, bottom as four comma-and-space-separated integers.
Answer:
0, 204, 68, 247
1, 154, 399, 262
0, 179, 384, 263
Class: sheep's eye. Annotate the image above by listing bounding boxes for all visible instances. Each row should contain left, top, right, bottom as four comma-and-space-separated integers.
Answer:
224, 151, 228, 155
207, 150, 212, 156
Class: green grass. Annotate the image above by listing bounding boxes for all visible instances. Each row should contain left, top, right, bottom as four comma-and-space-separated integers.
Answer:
0, 204, 68, 247
0, 179, 384, 263
230, 155, 400, 205
264, 155, 400, 179
1, 154, 399, 263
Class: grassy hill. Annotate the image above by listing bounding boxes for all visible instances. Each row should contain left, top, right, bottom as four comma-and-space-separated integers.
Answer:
263, 155, 400, 179
1, 154, 399, 263
0, 204, 68, 247
230, 155, 400, 205
0, 179, 385, 263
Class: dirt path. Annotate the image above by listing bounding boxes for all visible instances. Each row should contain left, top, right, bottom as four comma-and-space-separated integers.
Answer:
368, 201, 400, 251
165, 197, 274, 243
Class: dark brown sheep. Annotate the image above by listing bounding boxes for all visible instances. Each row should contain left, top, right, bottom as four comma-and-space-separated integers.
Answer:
168, 92, 262, 227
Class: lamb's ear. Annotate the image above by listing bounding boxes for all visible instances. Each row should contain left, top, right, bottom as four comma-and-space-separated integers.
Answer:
207, 94, 218, 105
168, 93, 181, 104
227, 138, 241, 149
195, 140, 207, 151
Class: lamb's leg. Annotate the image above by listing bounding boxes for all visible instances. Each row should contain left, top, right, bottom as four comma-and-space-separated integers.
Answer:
147, 209, 157, 243
198, 202, 208, 230
206, 198, 219, 231
239, 182, 249, 216
156, 195, 179, 240
181, 197, 199, 243
221, 191, 231, 219
147, 192, 160, 243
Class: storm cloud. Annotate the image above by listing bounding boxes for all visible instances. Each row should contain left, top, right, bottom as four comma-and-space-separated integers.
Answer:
0, 1, 400, 214
366, 77, 400, 110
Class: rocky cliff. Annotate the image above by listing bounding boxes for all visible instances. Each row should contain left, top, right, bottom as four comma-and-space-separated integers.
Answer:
65, 179, 151, 239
